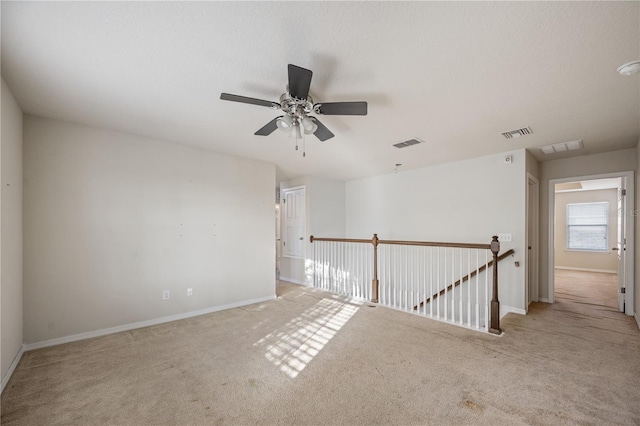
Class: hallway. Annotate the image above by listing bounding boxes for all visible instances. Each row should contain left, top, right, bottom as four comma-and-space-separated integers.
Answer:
555, 269, 619, 309
504, 269, 639, 423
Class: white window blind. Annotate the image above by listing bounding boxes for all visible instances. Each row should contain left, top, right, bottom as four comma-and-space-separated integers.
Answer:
566, 202, 609, 251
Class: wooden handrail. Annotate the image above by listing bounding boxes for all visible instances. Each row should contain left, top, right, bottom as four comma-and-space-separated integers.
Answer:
413, 248, 515, 310
309, 236, 371, 244
378, 239, 491, 250
310, 235, 490, 250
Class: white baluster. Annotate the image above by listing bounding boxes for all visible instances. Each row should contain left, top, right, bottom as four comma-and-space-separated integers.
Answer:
444, 247, 448, 321
459, 248, 463, 325
484, 250, 489, 332
467, 249, 471, 328
475, 249, 480, 328
404, 246, 409, 312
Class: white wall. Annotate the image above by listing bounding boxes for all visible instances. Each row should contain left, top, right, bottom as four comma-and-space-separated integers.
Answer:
346, 149, 527, 314
279, 176, 345, 285
539, 148, 637, 301
308, 176, 346, 239
23, 116, 276, 344
636, 139, 640, 328
554, 189, 619, 272
636, 5, 640, 329
1, 79, 24, 386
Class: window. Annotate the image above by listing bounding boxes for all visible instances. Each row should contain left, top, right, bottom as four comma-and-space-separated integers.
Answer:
566, 202, 609, 251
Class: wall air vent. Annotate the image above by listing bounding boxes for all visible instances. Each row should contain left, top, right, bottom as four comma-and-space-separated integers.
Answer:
393, 138, 424, 149
501, 127, 532, 139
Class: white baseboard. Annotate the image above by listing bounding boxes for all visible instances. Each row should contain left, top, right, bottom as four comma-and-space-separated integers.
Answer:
23, 295, 276, 352
555, 266, 617, 274
1, 345, 25, 394
279, 276, 310, 286
538, 297, 550, 303
501, 305, 526, 318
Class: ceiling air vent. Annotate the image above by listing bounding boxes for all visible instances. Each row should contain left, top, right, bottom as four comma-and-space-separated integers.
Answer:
501, 127, 532, 139
540, 139, 583, 155
393, 138, 424, 149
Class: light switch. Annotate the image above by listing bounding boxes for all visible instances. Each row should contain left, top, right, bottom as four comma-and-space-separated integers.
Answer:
498, 233, 512, 242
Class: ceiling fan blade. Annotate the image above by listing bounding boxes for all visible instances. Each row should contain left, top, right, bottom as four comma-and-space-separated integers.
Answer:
315, 101, 368, 116
254, 116, 281, 136
288, 64, 313, 100
311, 117, 334, 142
220, 93, 279, 108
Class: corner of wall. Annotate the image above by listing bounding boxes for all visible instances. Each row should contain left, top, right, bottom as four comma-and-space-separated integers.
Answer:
525, 149, 540, 180
0, 77, 24, 390
636, 137, 640, 323
1, 345, 24, 394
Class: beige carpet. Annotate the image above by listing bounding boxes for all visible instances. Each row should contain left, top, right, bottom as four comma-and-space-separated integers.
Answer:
2, 279, 639, 425
554, 268, 619, 309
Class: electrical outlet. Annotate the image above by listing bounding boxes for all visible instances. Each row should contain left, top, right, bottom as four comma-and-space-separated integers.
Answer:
498, 233, 512, 242
187, 288, 193, 296
162, 290, 170, 300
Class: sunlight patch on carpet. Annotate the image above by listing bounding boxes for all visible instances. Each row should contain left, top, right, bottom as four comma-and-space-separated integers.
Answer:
254, 298, 359, 378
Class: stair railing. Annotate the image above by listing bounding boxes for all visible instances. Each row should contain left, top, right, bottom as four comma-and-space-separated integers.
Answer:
309, 234, 508, 335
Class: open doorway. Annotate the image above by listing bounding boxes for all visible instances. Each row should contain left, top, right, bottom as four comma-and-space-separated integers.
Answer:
548, 172, 635, 316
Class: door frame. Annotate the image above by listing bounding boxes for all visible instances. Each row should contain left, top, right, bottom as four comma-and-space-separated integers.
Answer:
548, 171, 635, 315
526, 173, 539, 309
281, 185, 306, 260
616, 184, 626, 312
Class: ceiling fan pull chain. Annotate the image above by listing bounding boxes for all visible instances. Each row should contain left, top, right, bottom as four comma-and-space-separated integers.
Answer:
303, 134, 306, 157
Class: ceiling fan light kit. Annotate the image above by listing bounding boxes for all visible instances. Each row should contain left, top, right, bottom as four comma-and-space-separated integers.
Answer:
276, 114, 293, 131
301, 116, 317, 134
220, 64, 368, 155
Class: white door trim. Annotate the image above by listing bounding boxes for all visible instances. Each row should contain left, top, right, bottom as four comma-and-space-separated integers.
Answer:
548, 171, 635, 315
281, 185, 306, 260
526, 173, 539, 308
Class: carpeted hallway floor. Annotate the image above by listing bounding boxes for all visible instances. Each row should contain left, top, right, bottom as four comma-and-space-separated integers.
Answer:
2, 276, 639, 425
554, 268, 619, 309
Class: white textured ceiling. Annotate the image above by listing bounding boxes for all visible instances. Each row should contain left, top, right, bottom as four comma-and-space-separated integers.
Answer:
2, 2, 639, 181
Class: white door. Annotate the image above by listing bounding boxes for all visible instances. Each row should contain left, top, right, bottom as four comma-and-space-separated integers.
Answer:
282, 186, 305, 258
616, 183, 626, 312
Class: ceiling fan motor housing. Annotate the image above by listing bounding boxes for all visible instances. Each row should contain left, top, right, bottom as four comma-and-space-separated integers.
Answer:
279, 92, 314, 116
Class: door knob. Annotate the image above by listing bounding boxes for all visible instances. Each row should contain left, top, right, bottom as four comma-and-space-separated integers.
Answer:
612, 247, 619, 251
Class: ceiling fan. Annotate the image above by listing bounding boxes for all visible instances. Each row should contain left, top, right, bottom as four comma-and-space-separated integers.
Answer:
220, 64, 367, 143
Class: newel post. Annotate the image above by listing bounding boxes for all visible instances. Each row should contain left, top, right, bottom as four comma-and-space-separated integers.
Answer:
489, 236, 502, 335
372, 233, 379, 303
